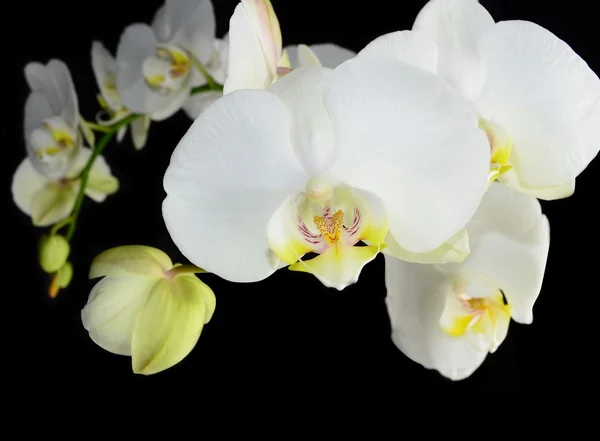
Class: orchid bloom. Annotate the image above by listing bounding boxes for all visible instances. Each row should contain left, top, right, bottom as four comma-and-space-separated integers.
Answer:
385, 183, 550, 381
224, 0, 355, 94
116, 0, 219, 121
359, 0, 600, 200
163, 57, 490, 290
12, 60, 118, 227
91, 42, 151, 150
81, 246, 215, 375
12, 147, 118, 227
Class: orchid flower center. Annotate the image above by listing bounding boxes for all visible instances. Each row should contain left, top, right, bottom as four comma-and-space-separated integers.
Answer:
439, 275, 512, 353
479, 117, 513, 184
142, 44, 191, 95
268, 180, 388, 290
29, 116, 77, 162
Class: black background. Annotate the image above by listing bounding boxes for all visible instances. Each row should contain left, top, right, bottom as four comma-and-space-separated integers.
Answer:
7, 0, 599, 395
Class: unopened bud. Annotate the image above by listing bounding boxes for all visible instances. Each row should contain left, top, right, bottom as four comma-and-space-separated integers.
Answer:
57, 261, 73, 288
39, 234, 70, 273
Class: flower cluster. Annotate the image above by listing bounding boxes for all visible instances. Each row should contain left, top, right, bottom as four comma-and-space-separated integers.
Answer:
14, 0, 600, 379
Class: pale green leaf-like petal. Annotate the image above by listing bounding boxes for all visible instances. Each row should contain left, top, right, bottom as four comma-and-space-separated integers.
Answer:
131, 277, 210, 375
30, 181, 78, 227
89, 245, 173, 279
11, 157, 49, 217
81, 275, 155, 356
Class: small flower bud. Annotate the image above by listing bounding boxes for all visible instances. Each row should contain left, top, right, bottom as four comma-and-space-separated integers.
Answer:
38, 234, 70, 273
57, 261, 73, 288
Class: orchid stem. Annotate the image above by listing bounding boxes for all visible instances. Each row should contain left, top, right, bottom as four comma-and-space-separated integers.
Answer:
65, 113, 141, 242
190, 56, 223, 92
51, 216, 74, 236
85, 121, 112, 132
64, 83, 224, 244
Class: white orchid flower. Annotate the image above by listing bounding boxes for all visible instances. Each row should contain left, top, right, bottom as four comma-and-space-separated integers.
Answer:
13, 59, 119, 226
91, 42, 151, 150
81, 246, 215, 375
12, 147, 118, 227
225, 0, 356, 94
359, 0, 600, 200
385, 182, 550, 381
163, 57, 490, 290
116, 0, 217, 121
21, 59, 82, 180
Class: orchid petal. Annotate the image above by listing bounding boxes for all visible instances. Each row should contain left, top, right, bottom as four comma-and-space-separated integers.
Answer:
324, 56, 490, 253
163, 90, 306, 282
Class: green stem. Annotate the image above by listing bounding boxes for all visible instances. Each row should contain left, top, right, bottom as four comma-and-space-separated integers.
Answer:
84, 121, 112, 132
51, 216, 74, 236
65, 113, 141, 241
189, 56, 223, 91
63, 84, 223, 244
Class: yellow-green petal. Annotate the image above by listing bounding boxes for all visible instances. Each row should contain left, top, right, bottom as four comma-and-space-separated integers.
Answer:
131, 276, 213, 375
87, 170, 120, 196
31, 182, 78, 227
89, 245, 173, 279
81, 275, 155, 356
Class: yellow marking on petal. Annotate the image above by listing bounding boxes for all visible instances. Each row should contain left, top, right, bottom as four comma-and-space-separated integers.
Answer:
288, 243, 380, 290
269, 238, 314, 265
479, 117, 514, 183
314, 209, 344, 243
146, 74, 165, 86
440, 291, 512, 340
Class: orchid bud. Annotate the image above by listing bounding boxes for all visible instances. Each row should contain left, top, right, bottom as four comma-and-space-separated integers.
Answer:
38, 234, 70, 273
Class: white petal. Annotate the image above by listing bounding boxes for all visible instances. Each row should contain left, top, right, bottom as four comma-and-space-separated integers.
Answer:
23, 92, 53, 141
24, 93, 76, 179
324, 56, 490, 253
358, 30, 438, 74
475, 21, 600, 188
384, 228, 470, 264
167, 0, 216, 63
81, 275, 155, 356
295, 44, 322, 67
306, 43, 356, 68
116, 24, 182, 116
131, 116, 151, 150
413, 0, 495, 101
499, 169, 576, 201
25, 59, 79, 127
11, 157, 49, 217
149, 85, 191, 121
151, 5, 169, 41
182, 90, 222, 119
385, 255, 487, 380
268, 67, 335, 174
163, 90, 306, 282
91, 41, 121, 111
223, 2, 272, 94
464, 183, 550, 324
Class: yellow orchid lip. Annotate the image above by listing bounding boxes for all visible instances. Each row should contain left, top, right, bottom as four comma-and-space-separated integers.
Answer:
440, 287, 512, 352
479, 117, 514, 184
142, 45, 191, 93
